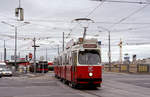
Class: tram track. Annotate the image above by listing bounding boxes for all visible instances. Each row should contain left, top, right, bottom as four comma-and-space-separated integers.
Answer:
54, 76, 102, 97
78, 90, 102, 97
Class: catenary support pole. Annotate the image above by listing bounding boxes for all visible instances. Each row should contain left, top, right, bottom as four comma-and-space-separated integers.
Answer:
108, 31, 111, 71
63, 32, 64, 51
14, 27, 17, 70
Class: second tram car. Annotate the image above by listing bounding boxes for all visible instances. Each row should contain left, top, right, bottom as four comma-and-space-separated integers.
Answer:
54, 38, 102, 88
30, 61, 48, 73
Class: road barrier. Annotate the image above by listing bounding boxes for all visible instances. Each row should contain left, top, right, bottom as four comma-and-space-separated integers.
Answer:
104, 64, 150, 73
137, 64, 149, 73
121, 65, 129, 72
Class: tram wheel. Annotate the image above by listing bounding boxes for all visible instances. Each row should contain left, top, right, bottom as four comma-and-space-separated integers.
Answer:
69, 82, 77, 88
62, 79, 67, 84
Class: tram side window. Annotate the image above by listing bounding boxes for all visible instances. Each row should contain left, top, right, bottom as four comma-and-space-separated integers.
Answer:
72, 52, 77, 66
56, 59, 58, 65
62, 55, 65, 65
53, 58, 57, 65
69, 55, 72, 65
65, 55, 69, 65
57, 58, 59, 65
60, 57, 62, 65
56, 59, 59, 65
58, 57, 62, 65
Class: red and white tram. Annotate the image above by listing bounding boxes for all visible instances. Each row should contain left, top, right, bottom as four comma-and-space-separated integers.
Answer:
54, 38, 102, 88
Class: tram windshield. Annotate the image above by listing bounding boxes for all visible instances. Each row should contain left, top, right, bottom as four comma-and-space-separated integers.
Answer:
78, 49, 100, 65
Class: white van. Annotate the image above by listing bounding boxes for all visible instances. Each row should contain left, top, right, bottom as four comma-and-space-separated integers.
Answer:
0, 62, 7, 71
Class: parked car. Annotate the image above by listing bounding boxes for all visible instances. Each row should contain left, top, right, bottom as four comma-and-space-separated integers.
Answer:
1, 68, 12, 76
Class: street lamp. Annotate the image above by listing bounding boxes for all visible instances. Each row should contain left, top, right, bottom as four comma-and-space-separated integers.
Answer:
98, 26, 111, 71
1, 21, 30, 70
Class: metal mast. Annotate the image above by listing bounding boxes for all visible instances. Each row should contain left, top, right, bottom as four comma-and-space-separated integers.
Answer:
19, 0, 21, 8
46, 48, 47, 61
63, 32, 64, 51
32, 37, 39, 73
14, 27, 17, 70
4, 40, 6, 62
119, 38, 123, 64
33, 38, 36, 73
108, 31, 111, 71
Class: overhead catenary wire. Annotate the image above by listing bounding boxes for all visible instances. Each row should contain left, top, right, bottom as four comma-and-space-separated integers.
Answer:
10, 18, 150, 25
65, 0, 105, 39
88, 0, 150, 32
95, 21, 150, 25
91, 0, 150, 4
64, 0, 150, 50
1, 0, 150, 57
0, 13, 17, 21
108, 4, 150, 30
100, 25, 150, 32
1, 41, 150, 51
23, 18, 150, 25
87, 0, 150, 18
86, 1, 105, 18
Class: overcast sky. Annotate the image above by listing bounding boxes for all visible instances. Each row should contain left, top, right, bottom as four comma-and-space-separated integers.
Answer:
0, 0, 150, 62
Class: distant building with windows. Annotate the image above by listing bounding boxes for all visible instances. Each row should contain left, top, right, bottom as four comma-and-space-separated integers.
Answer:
11, 55, 20, 60
136, 58, 150, 64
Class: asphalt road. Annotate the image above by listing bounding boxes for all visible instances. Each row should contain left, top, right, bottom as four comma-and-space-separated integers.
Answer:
0, 72, 150, 97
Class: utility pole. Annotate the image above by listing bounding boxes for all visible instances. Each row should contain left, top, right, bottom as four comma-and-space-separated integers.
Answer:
32, 37, 39, 73
19, 0, 21, 8
14, 27, 17, 70
97, 26, 112, 71
33, 37, 36, 72
119, 38, 123, 64
108, 31, 111, 71
46, 48, 47, 61
4, 40, 6, 62
63, 32, 64, 51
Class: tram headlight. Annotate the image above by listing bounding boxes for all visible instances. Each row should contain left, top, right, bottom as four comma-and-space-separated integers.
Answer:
89, 72, 93, 77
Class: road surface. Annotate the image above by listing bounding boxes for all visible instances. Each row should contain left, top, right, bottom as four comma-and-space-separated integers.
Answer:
0, 72, 150, 97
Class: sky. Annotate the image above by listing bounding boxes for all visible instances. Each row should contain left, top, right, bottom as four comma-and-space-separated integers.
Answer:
0, 0, 150, 62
